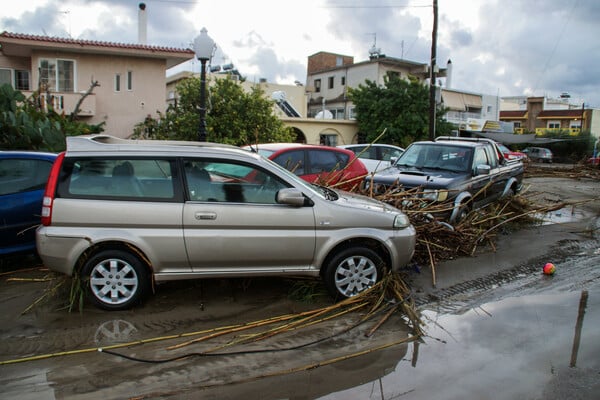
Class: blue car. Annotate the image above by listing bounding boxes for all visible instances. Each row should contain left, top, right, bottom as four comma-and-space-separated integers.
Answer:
0, 151, 57, 256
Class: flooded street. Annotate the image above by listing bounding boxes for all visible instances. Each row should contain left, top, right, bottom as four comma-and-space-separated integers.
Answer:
1, 174, 599, 399
322, 249, 600, 400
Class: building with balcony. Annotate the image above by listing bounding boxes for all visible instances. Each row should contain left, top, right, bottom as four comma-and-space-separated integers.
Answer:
305, 50, 447, 122
500, 96, 599, 139
0, 31, 193, 137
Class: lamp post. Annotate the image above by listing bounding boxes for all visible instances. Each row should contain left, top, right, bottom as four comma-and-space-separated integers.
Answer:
193, 27, 215, 142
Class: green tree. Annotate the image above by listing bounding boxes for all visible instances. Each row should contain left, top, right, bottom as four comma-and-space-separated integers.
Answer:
134, 77, 294, 145
348, 74, 453, 147
0, 84, 104, 151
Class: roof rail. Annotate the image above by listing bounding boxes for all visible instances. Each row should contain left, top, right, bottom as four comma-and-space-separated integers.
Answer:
435, 136, 496, 144
66, 134, 238, 151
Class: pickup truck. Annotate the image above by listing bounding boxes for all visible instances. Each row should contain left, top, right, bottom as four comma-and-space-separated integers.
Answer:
364, 136, 524, 223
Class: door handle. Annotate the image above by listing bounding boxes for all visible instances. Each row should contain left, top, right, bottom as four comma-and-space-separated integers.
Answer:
195, 212, 217, 220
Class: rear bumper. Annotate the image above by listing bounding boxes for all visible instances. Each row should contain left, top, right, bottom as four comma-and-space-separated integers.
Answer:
36, 227, 90, 276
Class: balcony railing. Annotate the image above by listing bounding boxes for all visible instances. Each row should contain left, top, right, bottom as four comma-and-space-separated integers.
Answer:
23, 91, 96, 116
535, 127, 581, 136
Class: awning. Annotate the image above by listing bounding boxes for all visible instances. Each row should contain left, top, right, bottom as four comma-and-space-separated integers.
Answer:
442, 91, 483, 111
473, 131, 566, 145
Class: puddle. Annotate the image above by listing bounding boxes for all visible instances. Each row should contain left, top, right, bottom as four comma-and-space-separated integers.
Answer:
320, 286, 600, 400
534, 206, 590, 225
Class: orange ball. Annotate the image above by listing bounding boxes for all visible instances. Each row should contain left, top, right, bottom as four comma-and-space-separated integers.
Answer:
543, 262, 556, 275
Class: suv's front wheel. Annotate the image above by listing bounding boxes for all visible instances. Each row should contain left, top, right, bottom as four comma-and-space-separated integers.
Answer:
81, 250, 151, 310
324, 247, 384, 300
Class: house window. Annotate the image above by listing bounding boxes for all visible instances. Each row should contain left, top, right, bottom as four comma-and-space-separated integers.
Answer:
486, 105, 493, 113
127, 71, 133, 91
569, 120, 582, 129
319, 134, 337, 146
329, 108, 345, 120
15, 70, 30, 90
349, 107, 357, 120
0, 68, 11, 86
314, 79, 321, 93
40, 58, 75, 92
336, 56, 343, 66
341, 76, 345, 86
115, 74, 121, 92
514, 122, 521, 128
328, 76, 334, 89
547, 121, 560, 129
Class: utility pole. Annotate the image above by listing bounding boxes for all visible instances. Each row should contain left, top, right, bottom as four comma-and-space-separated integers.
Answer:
428, 0, 438, 141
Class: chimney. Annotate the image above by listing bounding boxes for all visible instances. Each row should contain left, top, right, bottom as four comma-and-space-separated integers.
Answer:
138, 3, 147, 44
446, 59, 453, 88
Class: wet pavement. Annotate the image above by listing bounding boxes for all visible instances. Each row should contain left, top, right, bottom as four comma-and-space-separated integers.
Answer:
0, 175, 599, 399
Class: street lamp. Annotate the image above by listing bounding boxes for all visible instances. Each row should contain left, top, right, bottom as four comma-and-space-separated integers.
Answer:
193, 27, 215, 142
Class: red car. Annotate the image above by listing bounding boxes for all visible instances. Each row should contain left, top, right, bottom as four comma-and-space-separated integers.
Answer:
244, 143, 368, 191
496, 143, 528, 161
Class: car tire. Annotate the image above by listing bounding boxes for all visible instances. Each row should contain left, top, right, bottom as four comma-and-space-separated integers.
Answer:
455, 201, 471, 223
81, 249, 151, 311
323, 247, 384, 300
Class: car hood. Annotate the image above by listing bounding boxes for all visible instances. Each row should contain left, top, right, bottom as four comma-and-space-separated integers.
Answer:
334, 189, 400, 214
369, 166, 467, 190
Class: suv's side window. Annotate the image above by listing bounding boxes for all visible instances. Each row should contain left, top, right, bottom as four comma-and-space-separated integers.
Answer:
483, 145, 498, 168
473, 148, 490, 173
186, 159, 289, 204
63, 158, 175, 199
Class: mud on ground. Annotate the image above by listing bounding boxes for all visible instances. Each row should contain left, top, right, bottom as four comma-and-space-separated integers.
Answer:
0, 169, 599, 399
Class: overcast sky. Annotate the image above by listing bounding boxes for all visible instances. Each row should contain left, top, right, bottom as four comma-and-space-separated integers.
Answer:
2, 0, 599, 108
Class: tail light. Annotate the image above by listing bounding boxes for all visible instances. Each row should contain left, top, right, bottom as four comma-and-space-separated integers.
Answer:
41, 152, 66, 226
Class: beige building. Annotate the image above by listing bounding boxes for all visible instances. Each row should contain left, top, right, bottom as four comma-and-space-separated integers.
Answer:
305, 51, 446, 121
0, 31, 193, 138
166, 70, 359, 145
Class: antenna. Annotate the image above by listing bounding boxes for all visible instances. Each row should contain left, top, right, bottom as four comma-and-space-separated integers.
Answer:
60, 10, 71, 37
368, 33, 381, 59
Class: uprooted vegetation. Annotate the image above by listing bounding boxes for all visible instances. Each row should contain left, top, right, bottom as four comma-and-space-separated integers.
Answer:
349, 162, 600, 280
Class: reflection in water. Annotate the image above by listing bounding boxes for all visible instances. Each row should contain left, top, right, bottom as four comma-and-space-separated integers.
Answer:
569, 290, 588, 367
94, 319, 138, 345
321, 285, 599, 400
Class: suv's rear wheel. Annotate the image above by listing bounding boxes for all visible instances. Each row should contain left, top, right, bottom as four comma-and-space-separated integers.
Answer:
324, 247, 384, 299
81, 250, 150, 310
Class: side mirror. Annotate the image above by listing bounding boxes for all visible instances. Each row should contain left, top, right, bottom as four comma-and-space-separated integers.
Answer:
476, 164, 491, 176
277, 188, 306, 206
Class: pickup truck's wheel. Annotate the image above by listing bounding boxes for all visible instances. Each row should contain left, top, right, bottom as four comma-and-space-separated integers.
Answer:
455, 202, 471, 223
81, 250, 150, 311
323, 247, 384, 299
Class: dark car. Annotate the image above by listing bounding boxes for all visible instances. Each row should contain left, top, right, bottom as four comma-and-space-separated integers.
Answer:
244, 143, 368, 191
522, 147, 553, 163
365, 137, 524, 223
0, 151, 57, 255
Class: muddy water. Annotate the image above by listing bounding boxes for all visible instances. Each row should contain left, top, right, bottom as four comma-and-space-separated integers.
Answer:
1, 175, 599, 400
2, 243, 597, 400
318, 246, 600, 400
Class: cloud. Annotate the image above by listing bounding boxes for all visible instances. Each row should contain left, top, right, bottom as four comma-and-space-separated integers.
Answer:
2, 0, 600, 107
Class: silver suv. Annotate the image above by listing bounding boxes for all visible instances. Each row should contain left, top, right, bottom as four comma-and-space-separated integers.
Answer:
37, 135, 416, 310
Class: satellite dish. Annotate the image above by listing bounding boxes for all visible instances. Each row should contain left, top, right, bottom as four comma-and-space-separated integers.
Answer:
315, 110, 334, 119
271, 91, 286, 101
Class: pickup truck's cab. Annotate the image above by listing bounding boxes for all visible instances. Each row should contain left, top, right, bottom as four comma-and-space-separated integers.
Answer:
364, 136, 524, 223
